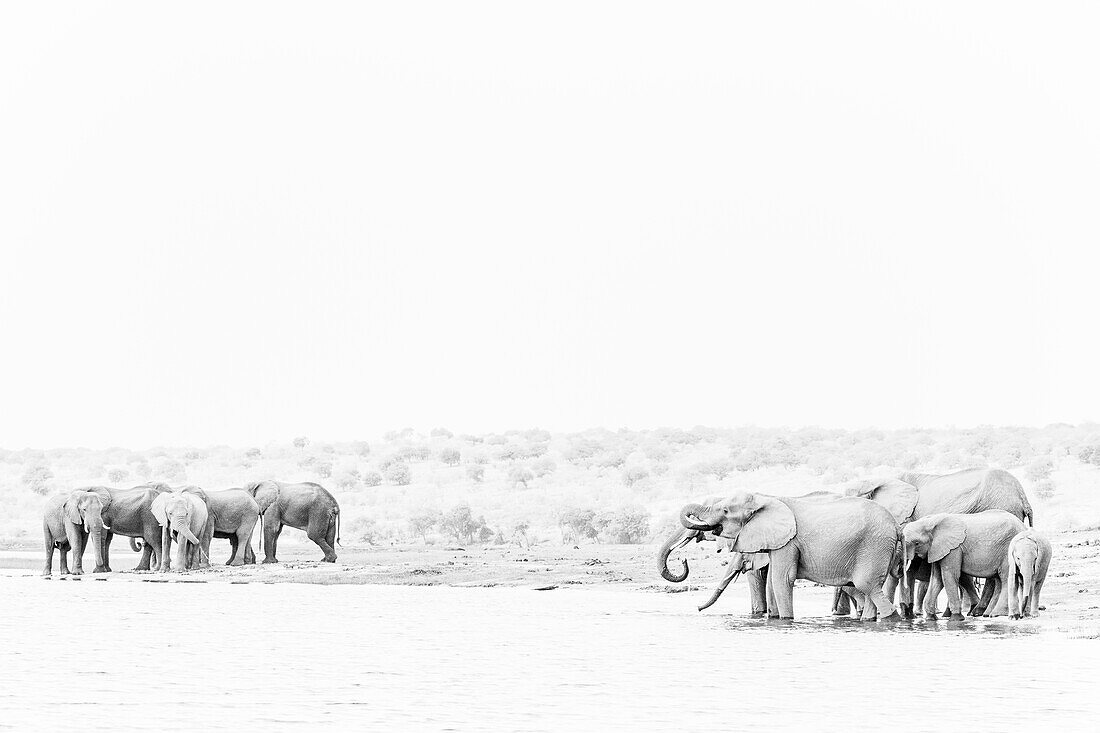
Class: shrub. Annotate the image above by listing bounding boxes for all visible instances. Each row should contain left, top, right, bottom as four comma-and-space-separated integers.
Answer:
440, 504, 484, 543
293, 436, 310, 449
531, 457, 556, 478
408, 510, 440, 541
335, 468, 360, 490
1034, 480, 1055, 500
155, 459, 186, 482
244, 447, 262, 459
351, 441, 371, 457
558, 508, 597, 543
384, 462, 412, 486
1025, 456, 1054, 483
362, 471, 383, 487
106, 468, 129, 484
349, 516, 384, 545
597, 506, 651, 544
438, 447, 461, 466
621, 465, 650, 487
508, 465, 534, 488
314, 461, 333, 479
22, 464, 53, 496
465, 464, 485, 483
430, 427, 454, 439
134, 462, 152, 479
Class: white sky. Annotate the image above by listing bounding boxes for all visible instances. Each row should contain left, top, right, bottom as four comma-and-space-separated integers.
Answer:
2, 3, 1099, 448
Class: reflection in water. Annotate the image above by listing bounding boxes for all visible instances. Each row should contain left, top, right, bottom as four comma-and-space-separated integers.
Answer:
0, 573, 1095, 731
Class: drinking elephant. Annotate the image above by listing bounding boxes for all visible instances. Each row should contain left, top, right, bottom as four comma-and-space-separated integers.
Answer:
184, 487, 260, 566
658, 523, 769, 616
41, 490, 108, 576
848, 468, 1033, 616
902, 509, 1026, 619
678, 492, 901, 619
1007, 529, 1052, 618
152, 491, 209, 571
244, 481, 340, 563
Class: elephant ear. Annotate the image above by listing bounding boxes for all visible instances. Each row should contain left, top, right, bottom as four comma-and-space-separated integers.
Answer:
733, 496, 796, 553
65, 493, 83, 524
249, 482, 279, 514
151, 493, 169, 526
867, 478, 919, 524
928, 516, 967, 563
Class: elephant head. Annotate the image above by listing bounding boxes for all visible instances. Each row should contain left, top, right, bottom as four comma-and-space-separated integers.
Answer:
244, 481, 279, 515
65, 490, 108, 569
677, 492, 795, 608
152, 493, 204, 548
845, 478, 919, 525
901, 513, 965, 574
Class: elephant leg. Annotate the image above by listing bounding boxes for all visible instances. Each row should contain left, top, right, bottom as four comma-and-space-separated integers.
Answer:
307, 514, 337, 563
922, 567, 942, 619
747, 570, 768, 616
262, 520, 281, 563
765, 567, 779, 618
832, 587, 851, 616
160, 527, 172, 572
939, 556, 965, 617
100, 531, 113, 572
1007, 568, 1022, 618
244, 542, 256, 565
43, 527, 55, 576
68, 528, 86, 576
59, 545, 70, 575
985, 567, 1011, 617
1030, 577, 1045, 617
226, 535, 240, 566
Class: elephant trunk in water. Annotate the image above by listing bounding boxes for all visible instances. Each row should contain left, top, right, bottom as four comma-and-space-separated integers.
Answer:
698, 555, 745, 612
83, 501, 108, 571
656, 527, 698, 582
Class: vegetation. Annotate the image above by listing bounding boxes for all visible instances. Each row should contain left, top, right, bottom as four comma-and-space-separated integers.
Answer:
4, 423, 1100, 548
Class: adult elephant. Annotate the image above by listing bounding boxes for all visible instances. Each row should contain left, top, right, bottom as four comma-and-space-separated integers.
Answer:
152, 491, 209, 571
41, 490, 109, 576
82, 484, 172, 571
657, 526, 770, 616
245, 481, 340, 563
850, 468, 1033, 616
676, 491, 901, 619
185, 487, 260, 566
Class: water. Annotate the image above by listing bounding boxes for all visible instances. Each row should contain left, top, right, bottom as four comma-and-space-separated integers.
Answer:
1, 572, 1098, 731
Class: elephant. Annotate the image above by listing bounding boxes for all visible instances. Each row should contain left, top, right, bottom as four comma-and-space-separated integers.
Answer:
184, 487, 260, 566
657, 525, 770, 616
245, 481, 341, 563
901, 509, 1026, 619
676, 491, 901, 620
1007, 529, 1052, 619
151, 491, 210, 572
76, 484, 172, 572
41, 490, 108, 576
849, 469, 1034, 617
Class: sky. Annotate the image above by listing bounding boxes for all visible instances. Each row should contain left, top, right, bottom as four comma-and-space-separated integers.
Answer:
2, 3, 1099, 448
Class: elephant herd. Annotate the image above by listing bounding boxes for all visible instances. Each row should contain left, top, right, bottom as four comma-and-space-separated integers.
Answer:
658, 468, 1053, 621
42, 480, 341, 575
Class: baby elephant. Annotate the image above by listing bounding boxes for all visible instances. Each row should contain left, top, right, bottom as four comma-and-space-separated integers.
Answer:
1007, 529, 1052, 618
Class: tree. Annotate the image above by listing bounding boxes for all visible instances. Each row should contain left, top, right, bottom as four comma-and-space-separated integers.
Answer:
335, 468, 361, 490
430, 427, 454, 439
508, 465, 534, 488
440, 504, 483, 543
699, 460, 736, 481
107, 467, 129, 484
621, 465, 650, 487
558, 508, 597, 544
531, 457, 556, 477
22, 464, 53, 495
244, 447, 262, 459
465, 464, 485, 483
1025, 456, 1054, 483
1034, 480, 1056, 500
384, 462, 412, 486
598, 506, 651, 544
293, 436, 310, 449
438, 447, 461, 466
351, 441, 371, 457
155, 459, 186, 482
408, 510, 439, 541
314, 461, 333, 479
513, 520, 531, 548
134, 461, 152, 479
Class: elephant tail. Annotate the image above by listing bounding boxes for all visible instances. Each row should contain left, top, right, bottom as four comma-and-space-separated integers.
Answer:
130, 537, 143, 552
333, 507, 342, 547
258, 513, 264, 555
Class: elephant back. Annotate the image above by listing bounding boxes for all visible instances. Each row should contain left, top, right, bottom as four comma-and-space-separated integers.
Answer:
911, 468, 1033, 524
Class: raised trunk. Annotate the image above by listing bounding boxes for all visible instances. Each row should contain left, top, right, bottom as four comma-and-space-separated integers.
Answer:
656, 527, 696, 582
679, 503, 716, 532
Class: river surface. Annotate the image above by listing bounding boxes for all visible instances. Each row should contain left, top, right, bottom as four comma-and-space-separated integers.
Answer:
1, 572, 1098, 731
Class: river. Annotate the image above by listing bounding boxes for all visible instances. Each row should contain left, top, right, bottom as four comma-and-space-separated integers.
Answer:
1, 572, 1097, 731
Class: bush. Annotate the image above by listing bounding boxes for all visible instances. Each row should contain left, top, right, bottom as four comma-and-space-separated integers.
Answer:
22, 464, 53, 496
335, 468, 360, 490
597, 506, 651, 544
438, 447, 461, 466
621, 465, 650, 487
1025, 456, 1054, 483
439, 504, 484, 543
134, 462, 152, 479
349, 516, 384, 545
508, 465, 534, 488
155, 459, 186, 482
293, 436, 310, 449
244, 447, 262, 459
558, 508, 597, 543
384, 462, 412, 486
465, 464, 485, 483
408, 510, 440, 541
531, 457, 556, 477
362, 471, 383, 487
1034, 480, 1055, 500
351, 441, 371, 457
314, 461, 333, 479
107, 467, 129, 484
430, 427, 454, 439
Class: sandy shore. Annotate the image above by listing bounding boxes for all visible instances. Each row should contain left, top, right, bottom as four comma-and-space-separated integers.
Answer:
5, 526, 1099, 635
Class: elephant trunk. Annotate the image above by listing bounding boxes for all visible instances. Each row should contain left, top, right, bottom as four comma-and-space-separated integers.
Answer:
657, 527, 697, 583
1019, 555, 1035, 614
84, 504, 107, 570
699, 561, 743, 612
178, 524, 202, 548
679, 503, 716, 532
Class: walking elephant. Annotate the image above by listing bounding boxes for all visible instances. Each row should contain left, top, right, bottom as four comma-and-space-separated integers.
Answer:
677, 492, 901, 619
902, 509, 1026, 619
1007, 529, 1052, 618
848, 468, 1033, 616
152, 491, 209, 571
657, 525, 770, 616
79, 484, 172, 572
245, 481, 340, 563
185, 487, 260, 566
42, 490, 109, 576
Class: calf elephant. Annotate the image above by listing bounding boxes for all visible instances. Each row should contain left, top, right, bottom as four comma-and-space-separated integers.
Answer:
152, 491, 209, 572
245, 481, 341, 563
1007, 529, 1052, 618
678, 492, 901, 620
902, 509, 1026, 619
185, 487, 260, 566
42, 490, 109, 576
